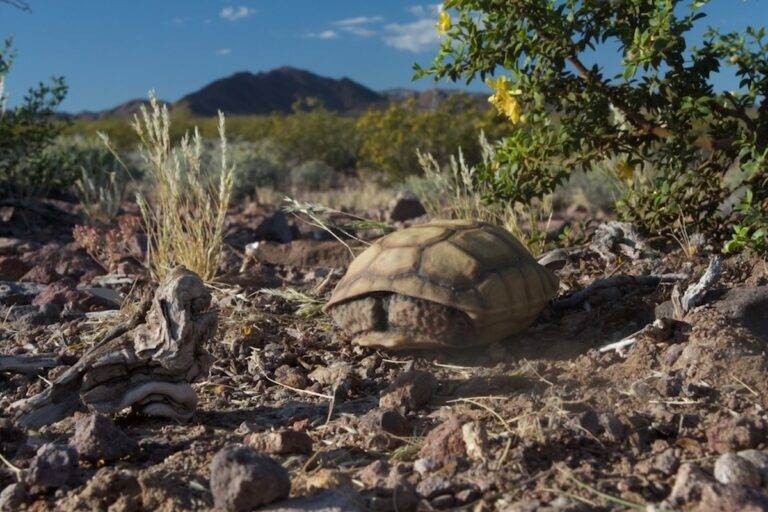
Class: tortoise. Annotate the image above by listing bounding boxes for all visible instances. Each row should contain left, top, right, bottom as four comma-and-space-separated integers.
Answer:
324, 219, 559, 349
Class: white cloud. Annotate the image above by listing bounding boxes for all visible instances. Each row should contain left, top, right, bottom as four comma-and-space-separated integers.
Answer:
307, 30, 339, 40
216, 48, 232, 55
406, 4, 442, 17
332, 15, 384, 27
342, 25, 377, 37
383, 18, 441, 53
220, 6, 255, 22
318, 30, 338, 40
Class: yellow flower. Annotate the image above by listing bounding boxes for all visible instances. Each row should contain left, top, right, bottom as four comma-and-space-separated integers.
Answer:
486, 76, 524, 123
617, 160, 634, 182
437, 10, 452, 34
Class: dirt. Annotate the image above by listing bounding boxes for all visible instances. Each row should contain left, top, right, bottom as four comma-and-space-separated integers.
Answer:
1, 197, 768, 511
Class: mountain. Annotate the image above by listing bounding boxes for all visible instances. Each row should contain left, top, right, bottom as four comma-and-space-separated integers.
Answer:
176, 66, 386, 116
65, 67, 488, 119
64, 99, 171, 120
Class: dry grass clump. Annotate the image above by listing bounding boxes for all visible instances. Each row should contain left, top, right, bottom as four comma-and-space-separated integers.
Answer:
130, 93, 234, 281
414, 135, 552, 256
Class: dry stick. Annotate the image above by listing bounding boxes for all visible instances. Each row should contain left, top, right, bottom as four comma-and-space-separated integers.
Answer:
0, 452, 23, 481
681, 255, 723, 313
448, 397, 515, 436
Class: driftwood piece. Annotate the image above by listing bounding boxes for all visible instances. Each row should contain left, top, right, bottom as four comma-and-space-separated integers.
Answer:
681, 256, 723, 313
0, 353, 62, 374
12, 267, 216, 429
598, 318, 672, 354
552, 273, 686, 311
589, 221, 651, 263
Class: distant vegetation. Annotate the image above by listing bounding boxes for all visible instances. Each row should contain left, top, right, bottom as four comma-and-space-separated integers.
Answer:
63, 95, 513, 183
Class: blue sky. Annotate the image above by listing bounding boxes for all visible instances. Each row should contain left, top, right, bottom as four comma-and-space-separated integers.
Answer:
1, 1, 765, 112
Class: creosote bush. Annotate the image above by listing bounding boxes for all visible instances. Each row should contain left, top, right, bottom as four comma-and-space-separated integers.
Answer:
420, 0, 768, 254
0, 38, 69, 197
129, 93, 235, 281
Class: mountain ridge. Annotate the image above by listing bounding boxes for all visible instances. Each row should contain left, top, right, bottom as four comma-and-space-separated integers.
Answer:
65, 67, 485, 119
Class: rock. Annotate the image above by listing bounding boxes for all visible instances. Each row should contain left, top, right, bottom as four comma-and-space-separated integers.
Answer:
707, 417, 766, 454
254, 211, 293, 243
652, 449, 680, 476
274, 365, 309, 389
0, 281, 46, 306
0, 237, 37, 256
209, 445, 290, 511
244, 429, 313, 455
359, 409, 412, 437
71, 413, 138, 463
416, 475, 453, 498
698, 484, 768, 512
379, 369, 436, 413
461, 421, 488, 461
25, 443, 80, 492
715, 286, 768, 341
57, 467, 142, 511
20, 262, 61, 284
714, 453, 762, 487
0, 417, 26, 456
32, 279, 117, 313
309, 362, 355, 389
665, 463, 716, 506
739, 450, 768, 484
569, 409, 601, 437
418, 416, 466, 463
0, 483, 26, 512
0, 256, 31, 281
252, 240, 353, 269
259, 487, 364, 512
387, 192, 426, 223
358, 408, 412, 450
598, 413, 628, 443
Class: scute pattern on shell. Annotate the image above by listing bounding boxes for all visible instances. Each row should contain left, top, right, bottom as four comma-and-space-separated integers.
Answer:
326, 220, 559, 346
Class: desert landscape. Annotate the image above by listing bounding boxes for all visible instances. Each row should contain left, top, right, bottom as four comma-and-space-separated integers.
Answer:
1, 1, 768, 511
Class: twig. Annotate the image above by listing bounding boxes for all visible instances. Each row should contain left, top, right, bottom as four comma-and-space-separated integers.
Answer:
0, 452, 23, 480
447, 397, 515, 436
598, 318, 671, 353
250, 353, 333, 400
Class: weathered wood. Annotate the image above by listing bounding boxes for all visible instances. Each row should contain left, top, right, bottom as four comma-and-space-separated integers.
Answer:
0, 353, 62, 374
681, 256, 723, 313
553, 273, 686, 311
12, 267, 216, 429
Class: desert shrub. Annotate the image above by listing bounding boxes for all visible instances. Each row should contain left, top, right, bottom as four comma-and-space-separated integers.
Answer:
0, 38, 69, 196
269, 101, 358, 170
218, 139, 287, 200
356, 95, 507, 182
420, 1, 768, 252
290, 160, 340, 191
128, 94, 235, 281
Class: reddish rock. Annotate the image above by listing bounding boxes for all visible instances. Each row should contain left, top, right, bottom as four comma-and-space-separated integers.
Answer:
244, 429, 313, 455
698, 484, 768, 512
0, 256, 31, 280
273, 365, 308, 389
71, 413, 138, 463
20, 262, 61, 284
418, 416, 466, 463
32, 279, 117, 312
707, 417, 766, 454
209, 446, 290, 511
379, 369, 436, 413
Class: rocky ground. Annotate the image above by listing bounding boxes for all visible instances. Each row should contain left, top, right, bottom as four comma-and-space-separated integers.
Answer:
1, 195, 767, 511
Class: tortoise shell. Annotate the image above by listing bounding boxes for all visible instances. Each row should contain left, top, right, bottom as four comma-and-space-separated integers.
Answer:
325, 220, 559, 348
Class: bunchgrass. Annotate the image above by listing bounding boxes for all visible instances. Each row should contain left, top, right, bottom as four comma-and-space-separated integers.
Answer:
130, 92, 235, 281
259, 287, 326, 318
